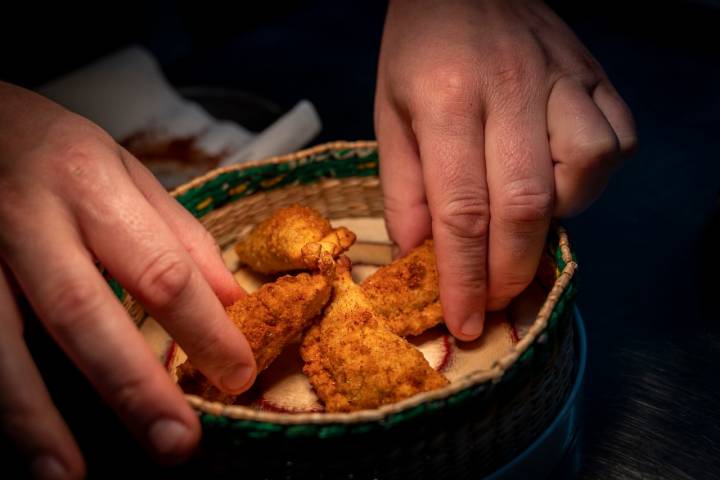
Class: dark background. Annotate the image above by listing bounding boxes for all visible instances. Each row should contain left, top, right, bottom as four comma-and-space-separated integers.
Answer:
2, 0, 720, 478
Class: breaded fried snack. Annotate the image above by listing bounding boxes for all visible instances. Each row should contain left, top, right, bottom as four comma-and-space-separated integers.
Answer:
178, 270, 332, 402
234, 204, 356, 274
300, 257, 448, 412
361, 239, 442, 337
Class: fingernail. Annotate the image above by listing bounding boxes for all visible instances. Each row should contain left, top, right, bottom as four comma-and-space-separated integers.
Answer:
391, 244, 401, 260
31, 455, 67, 480
460, 312, 484, 339
221, 363, 255, 393
148, 419, 191, 457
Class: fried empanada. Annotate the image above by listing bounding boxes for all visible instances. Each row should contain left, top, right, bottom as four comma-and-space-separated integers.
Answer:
361, 239, 442, 337
178, 270, 332, 402
234, 204, 355, 274
300, 256, 448, 412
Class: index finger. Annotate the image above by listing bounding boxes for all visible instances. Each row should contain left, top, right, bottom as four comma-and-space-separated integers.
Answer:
119, 150, 245, 306
60, 162, 257, 395
413, 93, 489, 341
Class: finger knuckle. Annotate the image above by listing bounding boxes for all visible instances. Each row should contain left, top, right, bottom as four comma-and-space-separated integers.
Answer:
414, 64, 483, 123
432, 65, 480, 103
436, 195, 490, 240
493, 56, 528, 86
56, 139, 100, 174
136, 252, 193, 309
576, 53, 606, 80
487, 50, 541, 97
498, 180, 553, 225
565, 66, 600, 88
111, 373, 151, 418
52, 142, 111, 195
619, 129, 639, 158
46, 279, 102, 334
567, 133, 620, 171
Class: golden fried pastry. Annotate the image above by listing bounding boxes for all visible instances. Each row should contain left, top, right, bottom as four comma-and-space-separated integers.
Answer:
234, 204, 356, 274
361, 239, 442, 337
178, 270, 332, 402
300, 256, 448, 412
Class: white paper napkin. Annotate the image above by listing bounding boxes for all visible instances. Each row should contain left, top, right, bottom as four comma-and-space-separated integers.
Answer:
40, 46, 322, 187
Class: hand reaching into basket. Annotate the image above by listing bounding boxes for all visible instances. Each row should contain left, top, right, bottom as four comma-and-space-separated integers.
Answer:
0, 82, 257, 478
375, 0, 637, 340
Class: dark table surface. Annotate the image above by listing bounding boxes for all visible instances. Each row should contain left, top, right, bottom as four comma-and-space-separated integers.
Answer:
3, 1, 720, 478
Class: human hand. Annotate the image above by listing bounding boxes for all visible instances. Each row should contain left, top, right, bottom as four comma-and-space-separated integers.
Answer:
375, 0, 636, 339
0, 83, 256, 478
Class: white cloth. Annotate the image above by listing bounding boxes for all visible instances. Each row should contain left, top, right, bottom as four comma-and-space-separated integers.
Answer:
39, 46, 322, 187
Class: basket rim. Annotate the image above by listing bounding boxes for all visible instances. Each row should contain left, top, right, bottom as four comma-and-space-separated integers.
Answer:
157, 141, 578, 426
170, 140, 379, 199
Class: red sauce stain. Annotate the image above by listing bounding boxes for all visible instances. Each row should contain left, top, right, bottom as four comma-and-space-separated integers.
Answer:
435, 333, 453, 373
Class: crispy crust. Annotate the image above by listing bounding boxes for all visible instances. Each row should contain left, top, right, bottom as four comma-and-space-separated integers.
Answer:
362, 240, 443, 337
300, 257, 448, 412
178, 271, 332, 402
234, 204, 355, 274
231, 272, 331, 370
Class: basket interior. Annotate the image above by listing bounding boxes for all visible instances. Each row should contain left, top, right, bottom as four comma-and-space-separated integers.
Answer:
111, 142, 577, 435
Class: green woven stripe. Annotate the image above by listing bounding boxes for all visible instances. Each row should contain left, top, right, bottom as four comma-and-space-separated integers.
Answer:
175, 148, 379, 218
103, 269, 125, 302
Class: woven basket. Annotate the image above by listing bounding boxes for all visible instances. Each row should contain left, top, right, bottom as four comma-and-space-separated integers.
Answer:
113, 141, 578, 478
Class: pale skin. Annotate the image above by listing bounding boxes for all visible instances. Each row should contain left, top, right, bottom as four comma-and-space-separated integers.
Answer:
376, 0, 636, 339
0, 0, 636, 478
0, 85, 256, 479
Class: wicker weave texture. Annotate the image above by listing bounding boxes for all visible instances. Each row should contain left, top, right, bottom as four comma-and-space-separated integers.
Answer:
115, 141, 577, 443
192, 313, 576, 479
